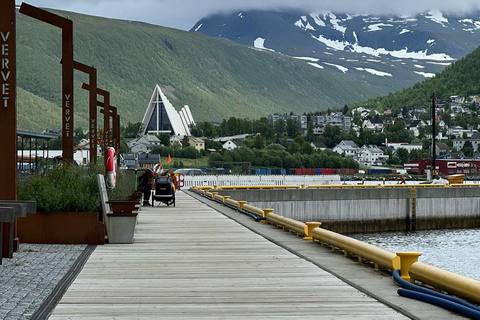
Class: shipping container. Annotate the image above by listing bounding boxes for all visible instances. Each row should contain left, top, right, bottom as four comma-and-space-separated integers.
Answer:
321, 168, 336, 175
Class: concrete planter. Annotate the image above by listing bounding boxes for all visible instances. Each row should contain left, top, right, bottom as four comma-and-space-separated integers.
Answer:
17, 211, 105, 245
105, 211, 138, 244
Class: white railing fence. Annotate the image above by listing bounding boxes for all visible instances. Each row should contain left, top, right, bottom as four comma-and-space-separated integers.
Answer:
182, 175, 342, 188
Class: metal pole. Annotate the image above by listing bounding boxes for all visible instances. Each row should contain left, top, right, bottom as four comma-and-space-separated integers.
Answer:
0, 0, 18, 257
431, 92, 436, 179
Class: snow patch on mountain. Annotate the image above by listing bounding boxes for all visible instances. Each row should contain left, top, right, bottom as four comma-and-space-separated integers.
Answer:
459, 19, 480, 32
308, 62, 324, 69
414, 71, 436, 78
310, 13, 326, 27
194, 24, 202, 32
328, 13, 347, 34
324, 62, 348, 73
355, 67, 392, 77
367, 23, 393, 32
425, 10, 448, 26
399, 29, 412, 34
253, 37, 275, 52
310, 34, 454, 61
295, 18, 315, 31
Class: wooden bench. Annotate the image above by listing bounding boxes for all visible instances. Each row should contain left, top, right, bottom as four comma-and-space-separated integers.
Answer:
0, 200, 36, 260
97, 174, 139, 244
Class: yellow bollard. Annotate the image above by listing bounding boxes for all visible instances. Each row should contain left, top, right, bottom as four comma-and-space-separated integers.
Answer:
238, 201, 247, 210
303, 222, 321, 241
397, 252, 422, 282
262, 209, 274, 223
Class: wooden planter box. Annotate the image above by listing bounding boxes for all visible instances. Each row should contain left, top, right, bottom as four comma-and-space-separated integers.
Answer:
17, 211, 105, 245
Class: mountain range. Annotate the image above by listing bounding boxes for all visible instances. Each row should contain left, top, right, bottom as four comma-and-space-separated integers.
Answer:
14, 8, 382, 131
191, 9, 480, 93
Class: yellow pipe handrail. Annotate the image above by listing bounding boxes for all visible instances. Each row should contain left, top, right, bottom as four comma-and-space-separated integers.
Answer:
311, 228, 400, 270
219, 185, 300, 190
306, 184, 379, 189
224, 197, 240, 209
241, 203, 264, 217
409, 261, 480, 304
266, 212, 307, 235
450, 183, 480, 187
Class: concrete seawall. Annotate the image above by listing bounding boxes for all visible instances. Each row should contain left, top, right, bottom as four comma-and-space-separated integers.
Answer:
217, 187, 480, 233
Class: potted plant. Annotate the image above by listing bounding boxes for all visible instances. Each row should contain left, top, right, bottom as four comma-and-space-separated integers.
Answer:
16, 164, 136, 245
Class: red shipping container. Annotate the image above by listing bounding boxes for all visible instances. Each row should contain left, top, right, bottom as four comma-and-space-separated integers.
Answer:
321, 168, 335, 175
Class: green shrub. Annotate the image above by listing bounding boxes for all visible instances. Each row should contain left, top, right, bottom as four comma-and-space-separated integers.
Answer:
17, 164, 135, 213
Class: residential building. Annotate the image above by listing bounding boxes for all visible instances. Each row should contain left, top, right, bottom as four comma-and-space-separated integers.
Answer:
128, 135, 161, 153
222, 139, 245, 150
333, 140, 358, 157
188, 136, 205, 151
357, 145, 388, 166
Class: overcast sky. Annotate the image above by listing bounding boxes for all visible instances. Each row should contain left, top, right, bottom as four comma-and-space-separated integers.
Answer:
15, 0, 480, 31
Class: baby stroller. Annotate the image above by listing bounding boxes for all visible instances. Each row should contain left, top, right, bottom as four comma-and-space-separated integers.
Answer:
152, 176, 175, 207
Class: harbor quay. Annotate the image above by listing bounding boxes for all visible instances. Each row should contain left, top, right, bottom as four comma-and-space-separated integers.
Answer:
216, 186, 480, 233
1, 190, 473, 319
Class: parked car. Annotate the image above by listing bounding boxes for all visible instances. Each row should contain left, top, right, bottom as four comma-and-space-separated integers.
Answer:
173, 168, 204, 176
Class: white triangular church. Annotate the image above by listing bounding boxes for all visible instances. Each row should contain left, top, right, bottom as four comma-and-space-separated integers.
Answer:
140, 85, 195, 137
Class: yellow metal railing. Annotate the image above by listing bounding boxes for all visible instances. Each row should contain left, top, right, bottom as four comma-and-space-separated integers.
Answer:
306, 184, 379, 189
311, 228, 400, 271
219, 185, 300, 190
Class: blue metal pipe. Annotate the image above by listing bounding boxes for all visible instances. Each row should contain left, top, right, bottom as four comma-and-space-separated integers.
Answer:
398, 289, 480, 320
392, 269, 480, 318
392, 269, 480, 311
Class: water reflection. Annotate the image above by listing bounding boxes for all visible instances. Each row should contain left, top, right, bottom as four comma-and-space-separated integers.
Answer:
350, 228, 480, 280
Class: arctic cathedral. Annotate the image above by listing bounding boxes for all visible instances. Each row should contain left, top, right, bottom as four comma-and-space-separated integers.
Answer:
140, 85, 195, 137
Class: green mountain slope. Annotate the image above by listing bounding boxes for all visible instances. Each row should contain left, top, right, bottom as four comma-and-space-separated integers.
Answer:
16, 9, 385, 131
354, 46, 480, 112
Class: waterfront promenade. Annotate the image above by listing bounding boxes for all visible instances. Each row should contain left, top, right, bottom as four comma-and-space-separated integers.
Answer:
1, 190, 469, 319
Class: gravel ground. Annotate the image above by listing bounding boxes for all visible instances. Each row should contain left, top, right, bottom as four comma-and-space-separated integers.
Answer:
0, 243, 86, 320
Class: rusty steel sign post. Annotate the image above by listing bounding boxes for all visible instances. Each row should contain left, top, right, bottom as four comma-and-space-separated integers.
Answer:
20, 3, 74, 163
73, 61, 98, 164
82, 84, 110, 168
1, 0, 18, 258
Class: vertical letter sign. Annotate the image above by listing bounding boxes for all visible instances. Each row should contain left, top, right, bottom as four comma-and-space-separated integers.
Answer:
1, 0, 17, 259
0, 0, 17, 199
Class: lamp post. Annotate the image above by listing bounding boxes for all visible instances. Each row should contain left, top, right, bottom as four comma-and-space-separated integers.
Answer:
431, 92, 437, 179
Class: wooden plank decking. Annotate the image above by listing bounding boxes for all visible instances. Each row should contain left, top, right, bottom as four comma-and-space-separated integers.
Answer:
49, 191, 408, 319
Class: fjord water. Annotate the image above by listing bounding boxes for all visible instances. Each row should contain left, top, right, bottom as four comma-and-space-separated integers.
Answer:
351, 228, 480, 280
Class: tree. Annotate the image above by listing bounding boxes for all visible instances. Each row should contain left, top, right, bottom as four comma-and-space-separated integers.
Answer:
396, 148, 410, 164
286, 118, 299, 137
157, 134, 171, 146
253, 135, 265, 149
274, 119, 286, 138
343, 104, 348, 115
122, 122, 142, 138
305, 122, 315, 142
181, 136, 190, 148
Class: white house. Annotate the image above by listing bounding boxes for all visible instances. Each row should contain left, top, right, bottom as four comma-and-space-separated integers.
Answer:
128, 135, 161, 153
222, 139, 244, 150
357, 145, 388, 166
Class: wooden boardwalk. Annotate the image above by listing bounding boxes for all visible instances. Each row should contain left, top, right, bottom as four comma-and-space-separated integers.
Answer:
49, 191, 408, 319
